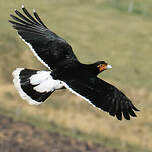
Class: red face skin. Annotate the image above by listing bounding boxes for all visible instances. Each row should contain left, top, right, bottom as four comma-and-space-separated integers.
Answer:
97, 64, 108, 72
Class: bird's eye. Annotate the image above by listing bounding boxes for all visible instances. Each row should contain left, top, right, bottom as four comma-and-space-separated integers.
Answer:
97, 64, 104, 68
97, 64, 107, 72
97, 64, 101, 68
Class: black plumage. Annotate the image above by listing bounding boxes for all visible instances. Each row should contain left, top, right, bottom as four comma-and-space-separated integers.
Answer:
9, 6, 139, 120
9, 8, 78, 70
20, 69, 54, 102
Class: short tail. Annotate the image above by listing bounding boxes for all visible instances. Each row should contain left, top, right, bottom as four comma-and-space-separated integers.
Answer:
12, 68, 63, 105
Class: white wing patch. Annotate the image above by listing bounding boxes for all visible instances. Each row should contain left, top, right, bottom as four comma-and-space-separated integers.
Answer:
13, 68, 64, 105
30, 71, 51, 85
19, 36, 51, 70
30, 71, 64, 93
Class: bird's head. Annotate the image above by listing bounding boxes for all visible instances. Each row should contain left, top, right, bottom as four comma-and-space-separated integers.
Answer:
93, 61, 112, 75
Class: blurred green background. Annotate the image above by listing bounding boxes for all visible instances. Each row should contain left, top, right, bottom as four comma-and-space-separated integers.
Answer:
0, 0, 152, 151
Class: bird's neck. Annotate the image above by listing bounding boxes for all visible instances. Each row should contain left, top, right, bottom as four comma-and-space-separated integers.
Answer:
81, 63, 100, 76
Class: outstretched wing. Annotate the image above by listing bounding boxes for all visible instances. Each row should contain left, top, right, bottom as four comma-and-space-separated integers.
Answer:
9, 6, 78, 70
62, 77, 139, 120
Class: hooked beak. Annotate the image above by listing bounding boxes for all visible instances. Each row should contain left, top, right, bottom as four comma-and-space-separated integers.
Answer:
106, 64, 112, 69
98, 64, 112, 72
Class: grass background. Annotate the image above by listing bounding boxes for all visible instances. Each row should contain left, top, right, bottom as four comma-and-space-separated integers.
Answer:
0, 0, 152, 151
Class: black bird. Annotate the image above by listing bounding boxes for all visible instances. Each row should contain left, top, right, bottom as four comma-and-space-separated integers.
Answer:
9, 5, 139, 120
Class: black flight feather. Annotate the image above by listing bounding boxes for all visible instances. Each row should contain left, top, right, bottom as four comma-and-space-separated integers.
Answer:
9, 6, 139, 120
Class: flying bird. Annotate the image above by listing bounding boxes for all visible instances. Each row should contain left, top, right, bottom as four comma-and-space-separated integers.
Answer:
9, 6, 139, 120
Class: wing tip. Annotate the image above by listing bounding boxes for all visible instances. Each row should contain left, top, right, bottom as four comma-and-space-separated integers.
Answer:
33, 9, 36, 13
132, 105, 140, 111
111, 102, 139, 120
22, 4, 25, 9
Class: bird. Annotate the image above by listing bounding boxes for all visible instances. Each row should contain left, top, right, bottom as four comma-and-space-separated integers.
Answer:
9, 5, 139, 120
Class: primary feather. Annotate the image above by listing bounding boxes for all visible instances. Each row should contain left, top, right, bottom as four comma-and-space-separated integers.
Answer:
10, 6, 139, 120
